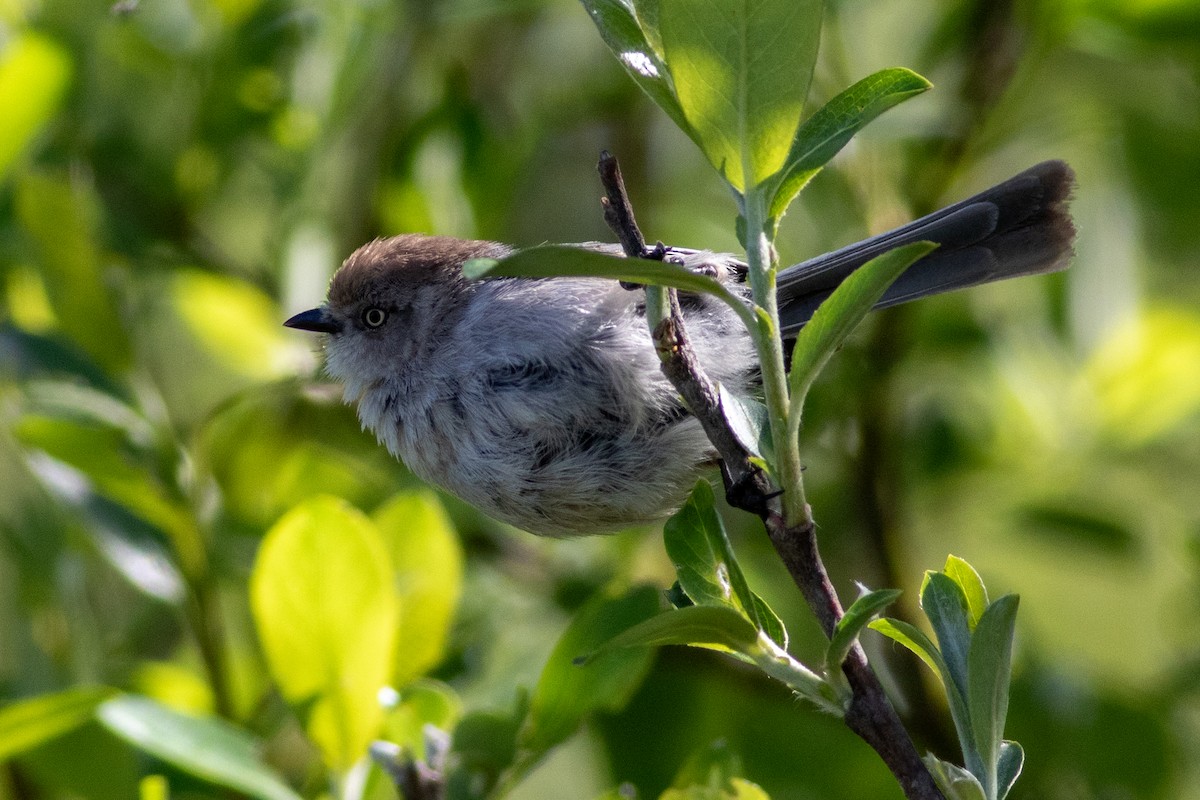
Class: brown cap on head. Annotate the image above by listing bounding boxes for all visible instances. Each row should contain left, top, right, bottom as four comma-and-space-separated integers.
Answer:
328, 234, 509, 309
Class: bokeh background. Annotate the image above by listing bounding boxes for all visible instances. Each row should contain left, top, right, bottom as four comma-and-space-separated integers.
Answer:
1, 0, 1199, 798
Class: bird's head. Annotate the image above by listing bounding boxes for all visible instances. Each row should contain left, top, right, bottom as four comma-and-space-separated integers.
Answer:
284, 233, 508, 401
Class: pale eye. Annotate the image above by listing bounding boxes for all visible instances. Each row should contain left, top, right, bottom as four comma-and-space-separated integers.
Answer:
361, 307, 388, 328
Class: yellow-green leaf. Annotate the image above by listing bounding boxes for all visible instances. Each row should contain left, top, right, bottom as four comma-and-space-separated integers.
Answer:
250, 496, 399, 771
373, 490, 463, 686
659, 0, 823, 191
0, 34, 71, 180
942, 555, 989, 630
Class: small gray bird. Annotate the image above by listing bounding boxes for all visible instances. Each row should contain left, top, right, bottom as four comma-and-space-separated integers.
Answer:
285, 161, 1075, 536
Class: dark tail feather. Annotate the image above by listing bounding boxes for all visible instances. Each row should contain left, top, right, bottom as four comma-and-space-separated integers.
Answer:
777, 160, 1076, 336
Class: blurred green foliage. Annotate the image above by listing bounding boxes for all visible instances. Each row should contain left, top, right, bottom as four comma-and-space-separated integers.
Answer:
0, 0, 1199, 798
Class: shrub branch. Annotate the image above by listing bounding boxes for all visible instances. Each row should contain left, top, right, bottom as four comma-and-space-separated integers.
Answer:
596, 151, 944, 800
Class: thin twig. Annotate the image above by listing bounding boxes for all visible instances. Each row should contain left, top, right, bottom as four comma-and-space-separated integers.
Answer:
596, 152, 772, 509
596, 152, 944, 800
598, 150, 649, 258
764, 512, 942, 799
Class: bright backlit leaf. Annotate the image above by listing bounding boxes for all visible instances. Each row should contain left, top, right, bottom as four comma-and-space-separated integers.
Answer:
0, 34, 71, 180
659, 0, 823, 191
141, 269, 305, 428
943, 555, 989, 630
373, 490, 464, 686
579, 0, 691, 134
1086, 306, 1200, 445
250, 496, 399, 771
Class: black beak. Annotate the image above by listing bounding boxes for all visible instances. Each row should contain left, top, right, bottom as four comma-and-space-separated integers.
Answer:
284, 307, 342, 334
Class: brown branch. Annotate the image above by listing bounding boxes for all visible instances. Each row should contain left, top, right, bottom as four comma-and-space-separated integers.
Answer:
596, 151, 944, 800
597, 152, 771, 508
598, 150, 649, 258
765, 513, 943, 799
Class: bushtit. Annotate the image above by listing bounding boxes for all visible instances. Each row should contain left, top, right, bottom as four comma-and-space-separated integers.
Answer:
285, 160, 1075, 536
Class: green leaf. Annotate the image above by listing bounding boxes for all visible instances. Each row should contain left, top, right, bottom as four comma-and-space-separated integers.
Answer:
587, 605, 760, 658
0, 686, 114, 761
826, 589, 901, 683
766, 68, 931, 221
943, 555, 989, 631
520, 587, 660, 759
579, 0, 691, 134
747, 593, 787, 651
97, 695, 301, 800
373, 490, 464, 686
661, 780, 770, 800
726, 778, 771, 800
663, 481, 787, 647
867, 617, 944, 680
787, 241, 936, 414
249, 496, 399, 771
658, 0, 823, 192
15, 174, 130, 373
997, 740, 1024, 800
0, 324, 120, 395
923, 755, 987, 800
464, 247, 758, 331
449, 701, 525, 782
22, 381, 154, 445
718, 386, 772, 464
872, 610, 977, 781
921, 572, 973, 706
664, 483, 735, 609
968, 594, 1020, 796
196, 382, 405, 530
0, 33, 72, 180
